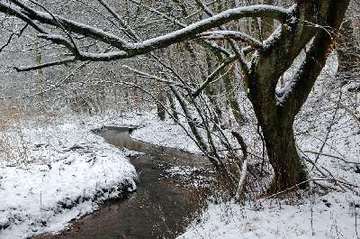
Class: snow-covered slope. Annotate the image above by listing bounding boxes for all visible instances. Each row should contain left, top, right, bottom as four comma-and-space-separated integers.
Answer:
127, 110, 357, 239
176, 119, 359, 239
178, 191, 359, 239
0, 120, 137, 238
175, 61, 360, 238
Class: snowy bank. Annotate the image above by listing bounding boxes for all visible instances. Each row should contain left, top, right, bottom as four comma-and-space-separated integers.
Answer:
176, 83, 360, 238
86, 111, 201, 153
175, 111, 360, 238
0, 120, 137, 238
179, 192, 359, 239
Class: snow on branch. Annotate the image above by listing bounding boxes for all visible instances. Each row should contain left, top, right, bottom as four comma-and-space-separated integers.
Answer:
200, 30, 263, 49
0, 0, 291, 68
5, 0, 132, 50
128, 5, 290, 52
0, 2, 45, 33
14, 57, 76, 72
0, 1, 291, 61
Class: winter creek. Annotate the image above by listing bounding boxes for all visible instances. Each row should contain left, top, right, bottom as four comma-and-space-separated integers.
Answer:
34, 126, 213, 239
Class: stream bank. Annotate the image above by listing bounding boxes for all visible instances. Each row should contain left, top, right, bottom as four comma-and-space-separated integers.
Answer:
34, 126, 214, 239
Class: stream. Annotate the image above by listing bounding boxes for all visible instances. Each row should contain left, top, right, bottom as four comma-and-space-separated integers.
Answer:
34, 126, 213, 239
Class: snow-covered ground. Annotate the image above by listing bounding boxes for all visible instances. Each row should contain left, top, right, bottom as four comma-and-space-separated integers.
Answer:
178, 191, 359, 239
94, 57, 359, 239
86, 111, 203, 153
0, 119, 137, 238
132, 120, 201, 153
83, 108, 360, 239
89, 93, 359, 239
0, 89, 358, 239
133, 111, 359, 239
176, 94, 360, 238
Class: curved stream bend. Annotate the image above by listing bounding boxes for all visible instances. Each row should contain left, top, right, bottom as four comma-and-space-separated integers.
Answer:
35, 126, 212, 239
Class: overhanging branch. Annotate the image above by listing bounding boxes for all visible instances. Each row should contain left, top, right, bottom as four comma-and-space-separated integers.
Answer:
200, 30, 263, 49
1, 1, 291, 59
14, 57, 76, 72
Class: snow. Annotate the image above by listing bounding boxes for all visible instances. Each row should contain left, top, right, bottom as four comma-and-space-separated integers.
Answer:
0, 107, 357, 239
175, 67, 360, 238
77, 98, 359, 239
132, 119, 201, 154
133, 5, 290, 51
179, 192, 359, 239
123, 110, 360, 239
74, 109, 358, 239
0, 119, 137, 238
162, 165, 214, 189
0, 79, 358, 239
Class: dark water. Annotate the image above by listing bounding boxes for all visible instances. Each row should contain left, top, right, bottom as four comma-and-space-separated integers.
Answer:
34, 126, 212, 239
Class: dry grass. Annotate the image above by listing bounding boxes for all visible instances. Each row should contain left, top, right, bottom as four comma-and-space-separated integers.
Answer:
0, 100, 30, 165
0, 98, 67, 165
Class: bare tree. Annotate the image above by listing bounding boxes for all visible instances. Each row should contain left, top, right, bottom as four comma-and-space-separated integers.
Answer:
337, 3, 360, 89
0, 0, 350, 193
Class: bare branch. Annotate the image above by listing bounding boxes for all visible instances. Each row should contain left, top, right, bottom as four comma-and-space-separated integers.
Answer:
120, 65, 191, 89
232, 131, 248, 200
0, 1, 291, 60
200, 30, 263, 49
97, 0, 138, 41
0, 33, 16, 53
5, 0, 131, 49
0, 23, 28, 53
37, 34, 76, 54
0, 2, 46, 33
194, 0, 251, 82
14, 57, 76, 72
28, 0, 81, 55
192, 55, 237, 98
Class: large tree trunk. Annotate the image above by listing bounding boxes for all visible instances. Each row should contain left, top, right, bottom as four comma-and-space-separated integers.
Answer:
261, 120, 308, 193
247, 79, 309, 193
242, 0, 350, 194
249, 80, 309, 193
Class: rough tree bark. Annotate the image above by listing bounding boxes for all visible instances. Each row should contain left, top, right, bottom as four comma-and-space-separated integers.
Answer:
245, 0, 350, 192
